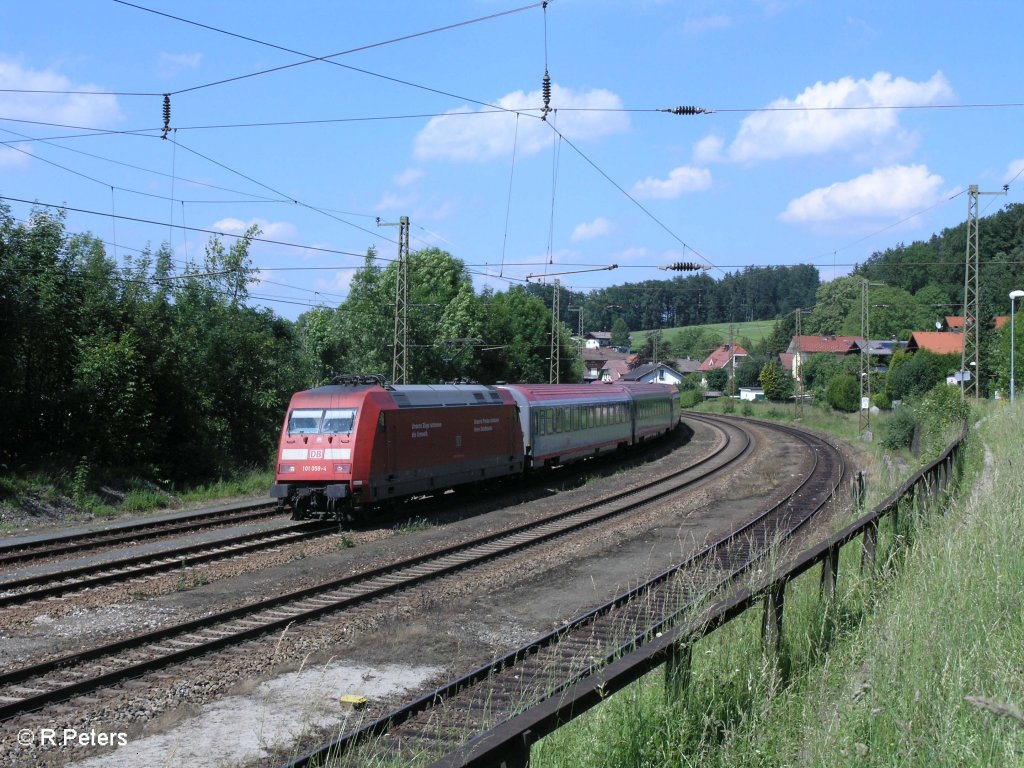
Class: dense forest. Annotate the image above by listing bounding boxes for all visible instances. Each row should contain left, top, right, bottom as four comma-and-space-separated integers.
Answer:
525, 264, 821, 338
2, 200, 1023, 482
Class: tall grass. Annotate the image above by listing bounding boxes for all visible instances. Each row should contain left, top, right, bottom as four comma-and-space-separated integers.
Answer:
0, 468, 273, 523
534, 405, 1022, 767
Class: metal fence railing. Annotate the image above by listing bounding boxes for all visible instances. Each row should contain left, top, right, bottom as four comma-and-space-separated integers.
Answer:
430, 422, 969, 768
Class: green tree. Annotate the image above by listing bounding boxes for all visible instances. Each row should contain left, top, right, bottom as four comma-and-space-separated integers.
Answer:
805, 276, 860, 336
826, 374, 860, 412
885, 349, 957, 402
610, 316, 630, 348
759, 361, 792, 401
295, 307, 346, 388
705, 368, 728, 391
336, 249, 392, 379
478, 286, 563, 384
735, 356, 767, 389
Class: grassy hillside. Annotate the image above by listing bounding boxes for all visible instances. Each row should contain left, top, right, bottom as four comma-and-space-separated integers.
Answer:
534, 403, 1023, 767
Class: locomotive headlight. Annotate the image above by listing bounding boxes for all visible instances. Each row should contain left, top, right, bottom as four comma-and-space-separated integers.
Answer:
334, 464, 350, 472
279, 464, 295, 473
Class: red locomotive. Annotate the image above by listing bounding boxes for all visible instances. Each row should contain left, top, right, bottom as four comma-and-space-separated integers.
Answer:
270, 376, 680, 521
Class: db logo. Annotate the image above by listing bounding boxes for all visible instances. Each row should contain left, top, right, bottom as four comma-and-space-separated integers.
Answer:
308, 449, 324, 459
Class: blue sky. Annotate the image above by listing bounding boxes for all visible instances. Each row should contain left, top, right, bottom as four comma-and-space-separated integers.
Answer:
2, 1, 1023, 320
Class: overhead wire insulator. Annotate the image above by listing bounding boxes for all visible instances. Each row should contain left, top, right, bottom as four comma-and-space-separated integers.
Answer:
659, 105, 710, 116
161, 94, 171, 139
541, 70, 552, 121
661, 262, 705, 272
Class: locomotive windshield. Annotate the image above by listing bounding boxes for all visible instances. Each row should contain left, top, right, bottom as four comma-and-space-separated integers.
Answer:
286, 408, 357, 435
322, 408, 357, 433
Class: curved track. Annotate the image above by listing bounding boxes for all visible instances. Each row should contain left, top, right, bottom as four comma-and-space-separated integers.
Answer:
0, 418, 746, 723
286, 414, 847, 767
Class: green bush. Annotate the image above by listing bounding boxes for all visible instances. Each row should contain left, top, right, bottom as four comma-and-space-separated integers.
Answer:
679, 390, 702, 409
880, 405, 917, 450
705, 368, 729, 391
826, 374, 860, 412
918, 383, 970, 458
677, 375, 698, 392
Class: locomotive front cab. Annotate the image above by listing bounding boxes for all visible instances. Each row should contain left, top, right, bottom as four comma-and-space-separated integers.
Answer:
271, 401, 361, 520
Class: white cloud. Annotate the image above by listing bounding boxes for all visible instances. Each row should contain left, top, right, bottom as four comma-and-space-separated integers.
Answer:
393, 167, 423, 187
728, 71, 954, 163
374, 192, 413, 212
779, 165, 945, 225
631, 166, 712, 200
1004, 158, 1024, 185
211, 217, 297, 241
315, 270, 357, 296
0, 57, 122, 128
693, 135, 724, 164
571, 217, 613, 242
158, 52, 203, 78
413, 84, 629, 163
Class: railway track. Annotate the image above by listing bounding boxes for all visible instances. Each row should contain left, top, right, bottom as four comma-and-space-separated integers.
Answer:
0, 417, 748, 724
0, 520, 339, 609
0, 500, 281, 568
286, 415, 847, 767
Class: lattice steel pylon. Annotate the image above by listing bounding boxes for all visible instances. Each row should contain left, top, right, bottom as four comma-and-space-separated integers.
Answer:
961, 184, 1007, 398
549, 279, 561, 384
859, 279, 871, 438
378, 216, 410, 384
794, 308, 804, 419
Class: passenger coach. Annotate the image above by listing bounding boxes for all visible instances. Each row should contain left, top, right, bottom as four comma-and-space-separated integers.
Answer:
499, 381, 680, 468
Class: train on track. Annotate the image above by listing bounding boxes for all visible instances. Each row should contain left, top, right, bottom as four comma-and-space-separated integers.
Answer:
270, 376, 681, 521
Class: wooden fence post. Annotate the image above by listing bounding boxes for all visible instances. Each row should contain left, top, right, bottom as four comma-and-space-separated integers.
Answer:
762, 582, 786, 657
497, 729, 535, 768
819, 547, 839, 602
861, 519, 878, 575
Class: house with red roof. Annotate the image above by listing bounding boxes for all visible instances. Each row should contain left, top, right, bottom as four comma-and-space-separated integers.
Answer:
698, 343, 747, 377
906, 331, 964, 355
942, 315, 964, 332
784, 335, 863, 378
697, 343, 747, 389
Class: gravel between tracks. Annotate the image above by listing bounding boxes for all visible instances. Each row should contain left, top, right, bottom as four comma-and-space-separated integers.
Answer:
0, 418, 853, 767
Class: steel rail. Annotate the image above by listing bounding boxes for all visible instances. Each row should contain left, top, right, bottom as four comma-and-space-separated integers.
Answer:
0, 500, 280, 567
0, 521, 338, 608
283, 415, 845, 767
0, 418, 745, 722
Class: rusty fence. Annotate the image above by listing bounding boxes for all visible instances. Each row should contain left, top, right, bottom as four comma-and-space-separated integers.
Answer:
431, 422, 969, 768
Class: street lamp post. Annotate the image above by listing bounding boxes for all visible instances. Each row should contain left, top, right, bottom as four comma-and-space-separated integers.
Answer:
1011, 290, 1024, 403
